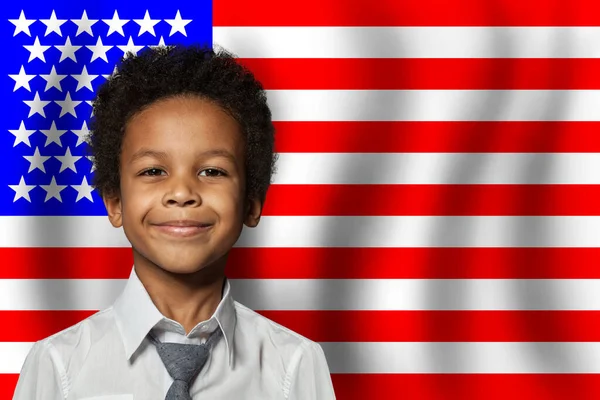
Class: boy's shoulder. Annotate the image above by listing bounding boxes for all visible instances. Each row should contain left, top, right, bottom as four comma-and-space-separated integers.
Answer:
44, 306, 115, 342
34, 306, 117, 363
14, 308, 118, 399
232, 300, 320, 354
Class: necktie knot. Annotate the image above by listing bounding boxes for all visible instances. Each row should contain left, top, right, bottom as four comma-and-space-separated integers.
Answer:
149, 329, 222, 400
155, 341, 211, 383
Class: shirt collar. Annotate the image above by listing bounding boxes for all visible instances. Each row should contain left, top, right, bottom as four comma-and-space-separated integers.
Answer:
113, 267, 236, 366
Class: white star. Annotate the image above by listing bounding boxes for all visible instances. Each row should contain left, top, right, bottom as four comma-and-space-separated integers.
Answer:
54, 147, 82, 173
23, 37, 51, 63
71, 176, 94, 202
102, 10, 129, 37
71, 10, 98, 37
40, 176, 67, 202
87, 156, 96, 172
102, 65, 119, 80
55, 92, 82, 118
8, 176, 36, 202
9, 11, 36, 37
71, 65, 99, 92
71, 121, 90, 146
40, 10, 67, 37
117, 36, 144, 58
8, 66, 36, 92
40, 121, 67, 147
149, 36, 168, 49
23, 92, 51, 118
134, 10, 160, 37
86, 36, 113, 62
39, 65, 68, 92
54, 36, 82, 63
8, 121, 36, 147
23, 147, 51, 173
164, 11, 191, 37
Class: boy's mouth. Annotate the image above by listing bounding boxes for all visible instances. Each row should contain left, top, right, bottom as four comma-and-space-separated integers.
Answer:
152, 220, 213, 237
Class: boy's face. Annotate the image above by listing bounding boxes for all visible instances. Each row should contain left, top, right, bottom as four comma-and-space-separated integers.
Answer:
103, 95, 262, 275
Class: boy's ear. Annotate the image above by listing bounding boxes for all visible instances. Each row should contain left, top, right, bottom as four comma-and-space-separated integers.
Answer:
243, 197, 263, 228
103, 194, 123, 228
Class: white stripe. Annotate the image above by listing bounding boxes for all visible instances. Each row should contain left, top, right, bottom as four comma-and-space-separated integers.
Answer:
5, 341, 600, 373
0, 279, 126, 310
242, 216, 600, 247
234, 279, 600, 311
320, 342, 600, 373
2, 216, 600, 247
0, 216, 129, 247
266, 90, 600, 121
0, 342, 32, 374
214, 27, 600, 59
3, 279, 600, 311
272, 153, 600, 184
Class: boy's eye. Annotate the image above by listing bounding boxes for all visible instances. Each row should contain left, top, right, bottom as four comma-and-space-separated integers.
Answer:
140, 168, 165, 176
199, 168, 226, 177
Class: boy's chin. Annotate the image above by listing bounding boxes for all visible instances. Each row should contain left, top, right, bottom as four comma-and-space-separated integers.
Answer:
151, 254, 225, 277
158, 262, 213, 276
132, 247, 226, 277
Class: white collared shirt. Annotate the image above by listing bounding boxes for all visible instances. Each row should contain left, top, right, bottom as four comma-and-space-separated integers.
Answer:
12, 268, 336, 400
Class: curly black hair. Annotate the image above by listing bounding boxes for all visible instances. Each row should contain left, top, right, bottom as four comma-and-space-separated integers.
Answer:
87, 44, 277, 204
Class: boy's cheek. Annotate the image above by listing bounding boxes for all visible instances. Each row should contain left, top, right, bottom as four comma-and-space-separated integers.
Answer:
121, 183, 159, 208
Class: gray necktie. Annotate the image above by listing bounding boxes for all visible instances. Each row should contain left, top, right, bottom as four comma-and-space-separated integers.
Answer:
148, 329, 222, 400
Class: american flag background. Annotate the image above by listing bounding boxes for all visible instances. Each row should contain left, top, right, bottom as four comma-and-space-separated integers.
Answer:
2, 0, 600, 398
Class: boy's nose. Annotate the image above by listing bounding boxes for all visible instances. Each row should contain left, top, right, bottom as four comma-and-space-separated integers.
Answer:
162, 176, 202, 207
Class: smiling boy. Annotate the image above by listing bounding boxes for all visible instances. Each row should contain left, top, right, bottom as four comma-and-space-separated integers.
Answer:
13, 45, 336, 399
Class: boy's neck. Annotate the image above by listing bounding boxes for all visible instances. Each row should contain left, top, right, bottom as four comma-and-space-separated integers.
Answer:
133, 253, 227, 335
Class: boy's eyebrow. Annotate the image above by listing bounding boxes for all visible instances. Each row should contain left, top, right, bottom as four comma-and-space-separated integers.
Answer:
198, 149, 238, 163
129, 148, 169, 164
129, 148, 237, 164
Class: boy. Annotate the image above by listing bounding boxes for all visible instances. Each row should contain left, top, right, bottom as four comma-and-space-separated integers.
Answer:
13, 45, 336, 399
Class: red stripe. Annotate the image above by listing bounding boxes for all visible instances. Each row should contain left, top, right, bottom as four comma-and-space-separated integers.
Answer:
264, 185, 600, 216
259, 311, 600, 342
227, 248, 600, 279
0, 248, 134, 279
3, 247, 600, 279
4, 310, 600, 342
241, 58, 600, 90
331, 374, 600, 400
214, 0, 600, 26
0, 311, 96, 342
272, 121, 600, 153
0, 375, 17, 400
